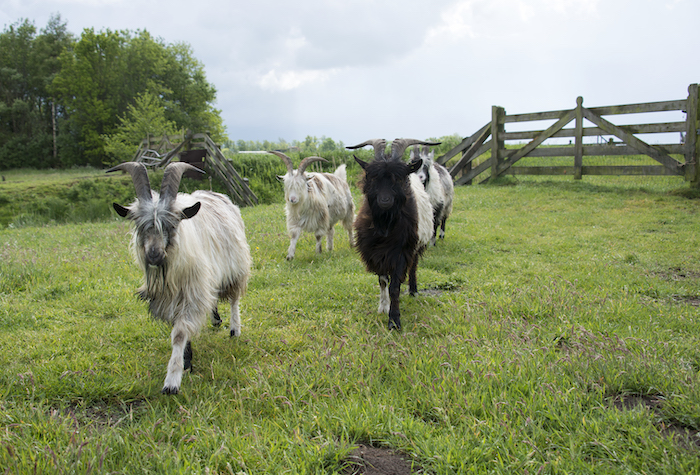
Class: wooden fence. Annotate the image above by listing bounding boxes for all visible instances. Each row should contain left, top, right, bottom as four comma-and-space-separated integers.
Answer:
133, 131, 258, 207
438, 84, 700, 186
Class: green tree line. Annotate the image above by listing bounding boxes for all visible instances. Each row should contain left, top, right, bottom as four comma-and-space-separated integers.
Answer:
0, 15, 224, 170
225, 135, 346, 154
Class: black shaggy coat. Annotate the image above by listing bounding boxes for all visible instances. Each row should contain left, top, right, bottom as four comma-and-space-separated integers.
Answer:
354, 157, 428, 329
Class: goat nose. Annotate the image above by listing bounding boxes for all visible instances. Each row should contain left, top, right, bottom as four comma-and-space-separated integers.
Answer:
377, 195, 393, 210
146, 248, 163, 266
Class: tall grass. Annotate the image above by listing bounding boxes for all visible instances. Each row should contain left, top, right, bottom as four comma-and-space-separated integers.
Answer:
1, 171, 700, 473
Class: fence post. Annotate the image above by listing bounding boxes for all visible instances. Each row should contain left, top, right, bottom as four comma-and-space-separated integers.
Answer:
491, 106, 505, 179
462, 154, 473, 185
574, 96, 584, 180
685, 84, 699, 185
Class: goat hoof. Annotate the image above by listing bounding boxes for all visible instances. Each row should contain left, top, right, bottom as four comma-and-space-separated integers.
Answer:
161, 386, 179, 395
230, 328, 238, 337
388, 320, 402, 331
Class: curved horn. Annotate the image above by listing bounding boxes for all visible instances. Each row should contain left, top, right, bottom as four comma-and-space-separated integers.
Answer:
346, 139, 387, 161
268, 150, 295, 175
298, 156, 328, 174
390, 139, 442, 161
410, 145, 421, 160
160, 162, 204, 205
106, 161, 152, 203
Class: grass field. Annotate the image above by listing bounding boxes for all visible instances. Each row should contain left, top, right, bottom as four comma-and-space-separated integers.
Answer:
1, 172, 700, 473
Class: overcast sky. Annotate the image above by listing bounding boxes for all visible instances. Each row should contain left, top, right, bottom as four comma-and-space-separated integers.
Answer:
1, 0, 698, 146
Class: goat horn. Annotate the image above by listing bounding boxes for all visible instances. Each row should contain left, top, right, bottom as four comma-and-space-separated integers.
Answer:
346, 139, 387, 161
268, 150, 295, 175
410, 145, 421, 160
390, 139, 442, 161
106, 162, 153, 203
160, 162, 204, 205
298, 156, 328, 174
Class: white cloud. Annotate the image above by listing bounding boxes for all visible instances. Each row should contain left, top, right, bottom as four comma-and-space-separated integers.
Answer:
424, 0, 601, 47
2, 0, 698, 142
257, 68, 339, 92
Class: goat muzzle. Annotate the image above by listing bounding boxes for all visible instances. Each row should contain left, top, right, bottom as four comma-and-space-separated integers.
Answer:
377, 194, 394, 210
146, 248, 165, 267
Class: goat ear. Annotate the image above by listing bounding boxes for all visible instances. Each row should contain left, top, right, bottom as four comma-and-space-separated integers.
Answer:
276, 175, 285, 182
408, 158, 423, 174
113, 203, 130, 218
181, 202, 201, 220
354, 155, 368, 170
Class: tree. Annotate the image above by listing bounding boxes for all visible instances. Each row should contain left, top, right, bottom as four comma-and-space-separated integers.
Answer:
320, 136, 336, 153
51, 28, 225, 167
102, 92, 179, 165
0, 15, 72, 170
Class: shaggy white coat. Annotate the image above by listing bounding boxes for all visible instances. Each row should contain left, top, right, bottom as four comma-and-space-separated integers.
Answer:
130, 190, 251, 393
412, 148, 455, 245
281, 164, 355, 260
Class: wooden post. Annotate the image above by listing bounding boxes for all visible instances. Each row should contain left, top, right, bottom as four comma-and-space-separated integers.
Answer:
574, 96, 584, 180
463, 155, 473, 185
685, 84, 699, 184
491, 106, 505, 178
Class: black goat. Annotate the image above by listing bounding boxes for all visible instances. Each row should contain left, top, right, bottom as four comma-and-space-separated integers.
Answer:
348, 138, 438, 330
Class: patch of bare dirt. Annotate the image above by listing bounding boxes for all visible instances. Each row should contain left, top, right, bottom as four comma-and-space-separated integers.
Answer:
51, 399, 147, 430
671, 295, 700, 307
343, 444, 420, 475
610, 394, 700, 450
657, 267, 700, 281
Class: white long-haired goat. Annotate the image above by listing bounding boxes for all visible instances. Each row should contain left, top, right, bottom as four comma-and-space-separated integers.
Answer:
410, 145, 454, 245
271, 151, 355, 260
108, 162, 251, 395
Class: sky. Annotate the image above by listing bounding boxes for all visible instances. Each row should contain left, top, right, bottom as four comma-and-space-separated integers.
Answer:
1, 0, 698, 146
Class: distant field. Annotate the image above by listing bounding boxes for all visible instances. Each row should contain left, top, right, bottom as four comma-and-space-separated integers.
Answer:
1, 170, 700, 473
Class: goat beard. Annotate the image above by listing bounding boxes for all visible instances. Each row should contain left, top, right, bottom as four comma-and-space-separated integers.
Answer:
138, 262, 168, 301
367, 201, 403, 238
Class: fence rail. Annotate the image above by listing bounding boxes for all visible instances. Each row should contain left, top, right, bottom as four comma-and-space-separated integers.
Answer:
133, 131, 258, 207
438, 84, 700, 186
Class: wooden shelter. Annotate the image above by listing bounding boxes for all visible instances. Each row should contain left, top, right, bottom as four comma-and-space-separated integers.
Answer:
133, 132, 258, 207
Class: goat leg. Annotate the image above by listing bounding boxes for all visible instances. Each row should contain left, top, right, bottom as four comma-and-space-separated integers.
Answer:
314, 231, 324, 254
286, 227, 301, 260
326, 227, 335, 252
378, 275, 390, 314
211, 307, 222, 327
229, 291, 242, 337
388, 274, 403, 331
183, 340, 193, 372
408, 256, 419, 296
387, 257, 408, 330
162, 322, 191, 395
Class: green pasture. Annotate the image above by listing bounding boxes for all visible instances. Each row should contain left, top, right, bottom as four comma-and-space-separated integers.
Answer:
1, 169, 700, 473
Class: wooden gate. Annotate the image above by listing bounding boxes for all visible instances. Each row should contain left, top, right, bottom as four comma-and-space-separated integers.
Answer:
439, 84, 700, 186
